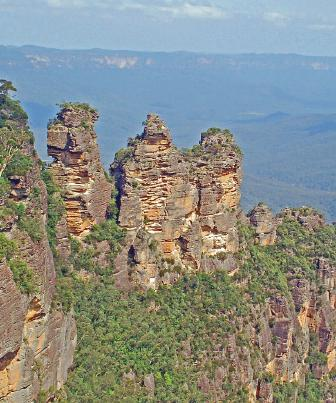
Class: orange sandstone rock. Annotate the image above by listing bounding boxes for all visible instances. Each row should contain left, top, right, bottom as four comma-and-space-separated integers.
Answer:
48, 104, 112, 237
112, 114, 243, 288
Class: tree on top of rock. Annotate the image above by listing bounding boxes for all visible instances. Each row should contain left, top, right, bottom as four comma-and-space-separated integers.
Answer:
0, 80, 16, 100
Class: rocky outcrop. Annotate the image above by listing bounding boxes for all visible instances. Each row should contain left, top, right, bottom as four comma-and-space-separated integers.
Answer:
112, 114, 242, 289
248, 203, 279, 245
0, 99, 76, 402
262, 257, 336, 388
280, 207, 325, 231
48, 104, 112, 236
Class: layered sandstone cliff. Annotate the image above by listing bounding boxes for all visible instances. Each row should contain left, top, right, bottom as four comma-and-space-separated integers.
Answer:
47, 104, 112, 237
0, 100, 76, 402
1, 96, 335, 402
112, 114, 242, 289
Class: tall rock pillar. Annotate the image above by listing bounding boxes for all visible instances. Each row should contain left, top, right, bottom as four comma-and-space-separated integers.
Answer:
47, 104, 112, 237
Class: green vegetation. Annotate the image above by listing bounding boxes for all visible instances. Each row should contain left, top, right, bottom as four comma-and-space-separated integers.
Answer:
0, 80, 33, 183
181, 127, 243, 158
59, 102, 97, 115
0, 80, 28, 124
0, 82, 38, 294
86, 219, 124, 254
0, 233, 16, 260
307, 351, 328, 366
236, 217, 336, 304
0, 125, 33, 178
180, 144, 203, 157
59, 270, 250, 401
0, 79, 16, 97
52, 214, 336, 401
41, 166, 65, 251
0, 232, 36, 294
9, 258, 36, 294
0, 177, 10, 201
114, 147, 133, 163
5, 153, 33, 177
18, 216, 43, 242
202, 127, 223, 135
201, 128, 234, 142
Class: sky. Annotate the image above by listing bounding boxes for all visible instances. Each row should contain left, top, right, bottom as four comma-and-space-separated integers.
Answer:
1, 0, 336, 55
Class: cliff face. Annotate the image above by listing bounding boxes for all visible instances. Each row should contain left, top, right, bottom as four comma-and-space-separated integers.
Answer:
0, 97, 76, 402
1, 96, 335, 402
47, 104, 112, 237
112, 114, 242, 289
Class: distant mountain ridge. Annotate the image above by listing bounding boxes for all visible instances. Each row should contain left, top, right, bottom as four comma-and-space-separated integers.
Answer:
0, 45, 335, 219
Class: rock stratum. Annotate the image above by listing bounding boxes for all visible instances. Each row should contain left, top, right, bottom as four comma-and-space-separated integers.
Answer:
47, 104, 111, 237
1, 94, 335, 402
112, 114, 243, 289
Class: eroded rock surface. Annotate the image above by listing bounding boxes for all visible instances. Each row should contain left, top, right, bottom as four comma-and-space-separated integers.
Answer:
112, 114, 242, 288
48, 104, 112, 236
0, 101, 76, 402
248, 203, 279, 245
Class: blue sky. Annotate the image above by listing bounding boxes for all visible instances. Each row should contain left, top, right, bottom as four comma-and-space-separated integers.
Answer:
1, 0, 336, 54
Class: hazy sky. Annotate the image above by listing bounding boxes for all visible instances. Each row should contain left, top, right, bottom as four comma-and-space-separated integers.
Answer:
1, 0, 336, 54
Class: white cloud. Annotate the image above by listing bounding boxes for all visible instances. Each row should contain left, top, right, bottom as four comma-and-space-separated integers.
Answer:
46, 0, 105, 7
155, 3, 226, 19
43, 0, 226, 19
263, 11, 289, 25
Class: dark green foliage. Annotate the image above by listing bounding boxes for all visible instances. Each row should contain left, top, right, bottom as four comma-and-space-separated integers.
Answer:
201, 128, 234, 143
114, 147, 133, 163
202, 127, 223, 136
180, 144, 203, 157
307, 351, 328, 366
0, 230, 36, 295
297, 376, 323, 402
6, 200, 25, 219
4, 153, 33, 177
18, 216, 43, 242
0, 233, 16, 260
106, 189, 119, 220
54, 276, 76, 313
85, 219, 124, 255
59, 102, 97, 114
0, 177, 10, 200
70, 246, 99, 274
0, 79, 16, 97
273, 382, 298, 402
9, 258, 36, 294
62, 271, 249, 401
0, 96, 28, 123
54, 215, 336, 401
0, 81, 28, 126
0, 87, 33, 179
236, 218, 336, 303
41, 166, 65, 251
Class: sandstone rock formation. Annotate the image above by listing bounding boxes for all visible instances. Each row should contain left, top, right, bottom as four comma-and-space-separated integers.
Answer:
0, 100, 76, 402
2, 94, 335, 402
47, 104, 112, 237
248, 203, 279, 245
112, 114, 242, 289
280, 207, 326, 231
